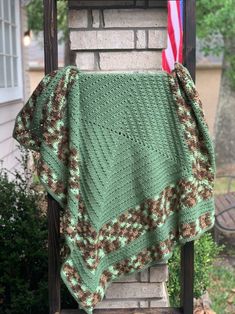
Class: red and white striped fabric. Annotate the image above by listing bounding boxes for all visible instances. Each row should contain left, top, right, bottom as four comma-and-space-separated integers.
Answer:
162, 0, 183, 72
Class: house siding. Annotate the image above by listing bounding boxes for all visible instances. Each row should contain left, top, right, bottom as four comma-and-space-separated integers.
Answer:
0, 2, 30, 172
0, 101, 22, 170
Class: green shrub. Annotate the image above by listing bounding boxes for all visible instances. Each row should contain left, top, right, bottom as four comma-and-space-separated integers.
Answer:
167, 232, 224, 307
0, 168, 48, 314
0, 151, 77, 314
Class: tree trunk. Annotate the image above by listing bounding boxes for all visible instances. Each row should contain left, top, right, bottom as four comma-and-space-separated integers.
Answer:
214, 38, 235, 173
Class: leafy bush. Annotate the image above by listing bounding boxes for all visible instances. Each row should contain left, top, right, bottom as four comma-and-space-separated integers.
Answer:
167, 232, 224, 307
0, 151, 76, 314
0, 167, 48, 314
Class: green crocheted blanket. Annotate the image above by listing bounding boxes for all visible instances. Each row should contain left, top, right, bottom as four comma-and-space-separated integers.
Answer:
13, 62, 216, 313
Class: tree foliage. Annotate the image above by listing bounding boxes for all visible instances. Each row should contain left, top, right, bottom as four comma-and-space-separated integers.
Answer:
26, 0, 68, 41
196, 0, 235, 87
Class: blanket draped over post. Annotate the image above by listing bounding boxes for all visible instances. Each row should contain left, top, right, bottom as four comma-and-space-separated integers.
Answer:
13, 63, 216, 314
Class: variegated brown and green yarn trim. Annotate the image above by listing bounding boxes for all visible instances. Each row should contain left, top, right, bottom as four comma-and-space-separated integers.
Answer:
13, 63, 216, 314
13, 69, 59, 150
61, 175, 214, 271
60, 207, 213, 313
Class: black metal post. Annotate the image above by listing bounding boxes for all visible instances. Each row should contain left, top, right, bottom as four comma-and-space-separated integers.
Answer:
180, 1, 196, 313
43, 1, 60, 314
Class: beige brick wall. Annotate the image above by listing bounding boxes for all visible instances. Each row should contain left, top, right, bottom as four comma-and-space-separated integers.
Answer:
68, 1, 169, 310
69, 0, 167, 71
95, 265, 169, 309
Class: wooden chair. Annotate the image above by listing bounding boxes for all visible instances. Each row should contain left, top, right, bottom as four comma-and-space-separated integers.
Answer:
43, 1, 196, 313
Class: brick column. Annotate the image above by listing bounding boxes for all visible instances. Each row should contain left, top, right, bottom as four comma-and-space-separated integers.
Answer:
68, 0, 169, 309
95, 264, 169, 309
69, 0, 167, 71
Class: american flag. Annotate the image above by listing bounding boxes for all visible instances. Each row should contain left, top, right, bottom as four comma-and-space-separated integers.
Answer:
162, 0, 183, 72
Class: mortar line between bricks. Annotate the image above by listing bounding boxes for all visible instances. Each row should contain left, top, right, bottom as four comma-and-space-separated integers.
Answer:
69, 27, 167, 31
145, 29, 148, 49
89, 9, 93, 29
68, 5, 166, 9
98, 10, 101, 29
102, 297, 165, 301
72, 49, 164, 52
134, 29, 137, 49
96, 52, 101, 70
101, 9, 105, 28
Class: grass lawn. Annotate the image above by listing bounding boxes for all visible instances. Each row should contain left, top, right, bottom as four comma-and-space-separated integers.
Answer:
208, 261, 235, 314
210, 176, 235, 313
214, 176, 235, 195
208, 238, 235, 314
